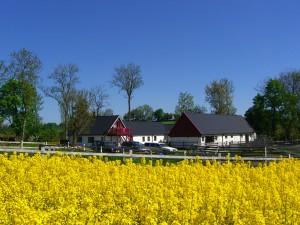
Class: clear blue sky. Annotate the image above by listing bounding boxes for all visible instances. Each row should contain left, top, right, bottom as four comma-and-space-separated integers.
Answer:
1, 1, 300, 123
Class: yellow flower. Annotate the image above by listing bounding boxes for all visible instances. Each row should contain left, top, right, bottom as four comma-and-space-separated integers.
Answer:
0, 153, 299, 224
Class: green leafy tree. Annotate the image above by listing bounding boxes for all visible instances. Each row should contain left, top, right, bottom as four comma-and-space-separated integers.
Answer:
153, 108, 165, 122
193, 104, 207, 114
123, 104, 153, 121
205, 78, 236, 114
38, 123, 63, 142
0, 79, 41, 147
111, 63, 144, 120
245, 94, 271, 136
280, 93, 298, 139
102, 108, 114, 116
68, 90, 92, 145
246, 79, 285, 139
175, 92, 204, 118
264, 79, 285, 138
163, 113, 175, 121
246, 73, 300, 140
175, 92, 195, 116
0, 49, 42, 148
25, 108, 43, 142
0, 124, 15, 140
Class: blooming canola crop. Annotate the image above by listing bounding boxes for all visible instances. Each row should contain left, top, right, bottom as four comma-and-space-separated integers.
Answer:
0, 152, 299, 224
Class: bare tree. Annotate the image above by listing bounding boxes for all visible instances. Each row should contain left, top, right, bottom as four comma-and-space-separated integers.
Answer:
43, 64, 80, 139
278, 70, 300, 137
278, 70, 300, 95
0, 60, 8, 85
111, 63, 144, 120
89, 84, 110, 116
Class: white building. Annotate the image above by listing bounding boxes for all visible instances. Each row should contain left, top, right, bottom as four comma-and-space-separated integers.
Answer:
169, 112, 256, 149
123, 121, 168, 144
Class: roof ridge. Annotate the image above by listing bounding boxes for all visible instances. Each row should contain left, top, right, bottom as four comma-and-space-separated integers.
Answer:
185, 112, 243, 117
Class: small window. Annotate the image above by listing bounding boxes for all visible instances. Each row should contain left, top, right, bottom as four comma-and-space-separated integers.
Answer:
77, 137, 82, 143
225, 136, 227, 139
142, 137, 145, 142
201, 137, 205, 141
231, 135, 233, 138
88, 137, 94, 143
154, 136, 157, 141
147, 137, 150, 141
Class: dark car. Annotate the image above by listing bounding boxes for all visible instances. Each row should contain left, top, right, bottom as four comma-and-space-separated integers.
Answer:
92, 141, 120, 153
121, 141, 150, 153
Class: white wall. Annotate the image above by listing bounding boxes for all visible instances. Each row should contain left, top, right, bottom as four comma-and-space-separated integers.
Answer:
169, 133, 256, 148
133, 135, 165, 144
215, 134, 256, 145
76, 133, 256, 147
169, 137, 201, 149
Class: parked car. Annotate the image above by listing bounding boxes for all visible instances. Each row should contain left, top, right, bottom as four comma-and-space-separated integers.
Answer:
92, 141, 121, 153
121, 141, 150, 153
144, 142, 178, 154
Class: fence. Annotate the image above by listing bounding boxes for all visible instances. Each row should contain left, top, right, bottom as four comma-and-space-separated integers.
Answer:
169, 141, 269, 150
0, 148, 295, 164
0, 141, 46, 149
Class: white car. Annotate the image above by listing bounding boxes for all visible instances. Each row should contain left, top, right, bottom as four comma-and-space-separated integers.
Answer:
144, 142, 178, 154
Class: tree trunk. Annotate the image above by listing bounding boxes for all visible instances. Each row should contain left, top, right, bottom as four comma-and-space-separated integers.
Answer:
20, 118, 26, 150
64, 113, 68, 140
73, 130, 77, 146
128, 98, 131, 120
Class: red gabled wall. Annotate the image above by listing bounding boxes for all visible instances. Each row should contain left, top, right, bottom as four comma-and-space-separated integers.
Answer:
108, 118, 126, 134
169, 113, 201, 137
114, 118, 126, 129
108, 118, 132, 140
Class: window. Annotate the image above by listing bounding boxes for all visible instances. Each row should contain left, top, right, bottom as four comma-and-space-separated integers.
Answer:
147, 136, 150, 141
142, 137, 145, 142
231, 135, 233, 138
201, 137, 205, 142
77, 137, 82, 143
154, 136, 157, 141
225, 136, 227, 139
88, 137, 94, 143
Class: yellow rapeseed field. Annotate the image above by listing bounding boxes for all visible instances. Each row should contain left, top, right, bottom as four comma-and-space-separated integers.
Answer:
0, 152, 299, 224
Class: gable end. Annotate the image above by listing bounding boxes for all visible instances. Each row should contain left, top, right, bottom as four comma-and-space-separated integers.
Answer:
169, 113, 202, 137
